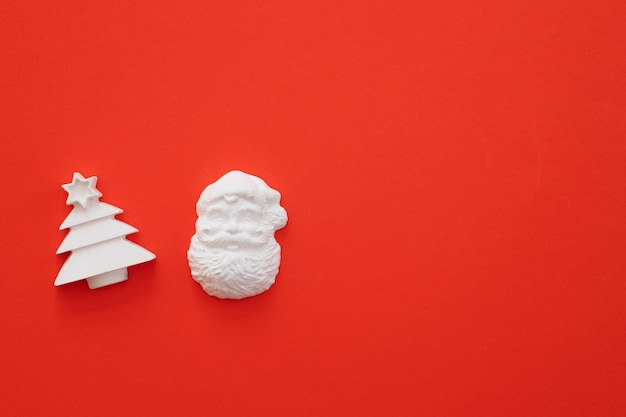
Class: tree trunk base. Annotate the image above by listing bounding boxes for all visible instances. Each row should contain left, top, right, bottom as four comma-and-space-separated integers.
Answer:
86, 268, 128, 289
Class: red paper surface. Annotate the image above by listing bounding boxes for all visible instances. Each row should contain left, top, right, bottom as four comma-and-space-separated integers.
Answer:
1, 1, 625, 416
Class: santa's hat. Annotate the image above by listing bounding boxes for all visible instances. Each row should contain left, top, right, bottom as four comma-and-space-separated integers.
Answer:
196, 170, 287, 229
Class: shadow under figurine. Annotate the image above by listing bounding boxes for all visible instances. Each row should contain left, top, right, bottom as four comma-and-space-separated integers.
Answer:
188, 170, 288, 299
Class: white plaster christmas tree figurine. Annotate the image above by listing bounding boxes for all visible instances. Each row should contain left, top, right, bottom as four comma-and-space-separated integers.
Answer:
55, 172, 156, 289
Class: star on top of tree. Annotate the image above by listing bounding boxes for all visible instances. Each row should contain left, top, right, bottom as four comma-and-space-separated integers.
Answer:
61, 172, 103, 209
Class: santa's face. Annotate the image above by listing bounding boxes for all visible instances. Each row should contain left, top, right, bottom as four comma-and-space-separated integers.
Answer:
196, 195, 269, 251
189, 195, 281, 300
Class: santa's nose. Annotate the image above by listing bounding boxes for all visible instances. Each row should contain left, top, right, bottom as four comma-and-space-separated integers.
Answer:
225, 219, 239, 233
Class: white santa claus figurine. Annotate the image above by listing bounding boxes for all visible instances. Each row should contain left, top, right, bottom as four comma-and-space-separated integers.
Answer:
188, 170, 288, 299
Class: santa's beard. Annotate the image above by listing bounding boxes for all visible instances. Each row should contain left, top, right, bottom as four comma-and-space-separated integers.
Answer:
188, 234, 281, 299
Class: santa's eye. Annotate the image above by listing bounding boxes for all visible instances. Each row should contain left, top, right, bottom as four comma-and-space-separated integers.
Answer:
209, 214, 227, 224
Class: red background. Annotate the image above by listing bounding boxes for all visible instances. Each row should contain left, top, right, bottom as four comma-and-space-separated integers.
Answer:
1, 1, 625, 416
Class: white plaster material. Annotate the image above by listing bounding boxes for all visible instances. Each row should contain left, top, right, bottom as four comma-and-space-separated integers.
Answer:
188, 170, 287, 299
55, 172, 156, 289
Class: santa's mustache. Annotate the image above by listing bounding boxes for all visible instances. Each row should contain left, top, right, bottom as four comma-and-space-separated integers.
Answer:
198, 231, 267, 248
